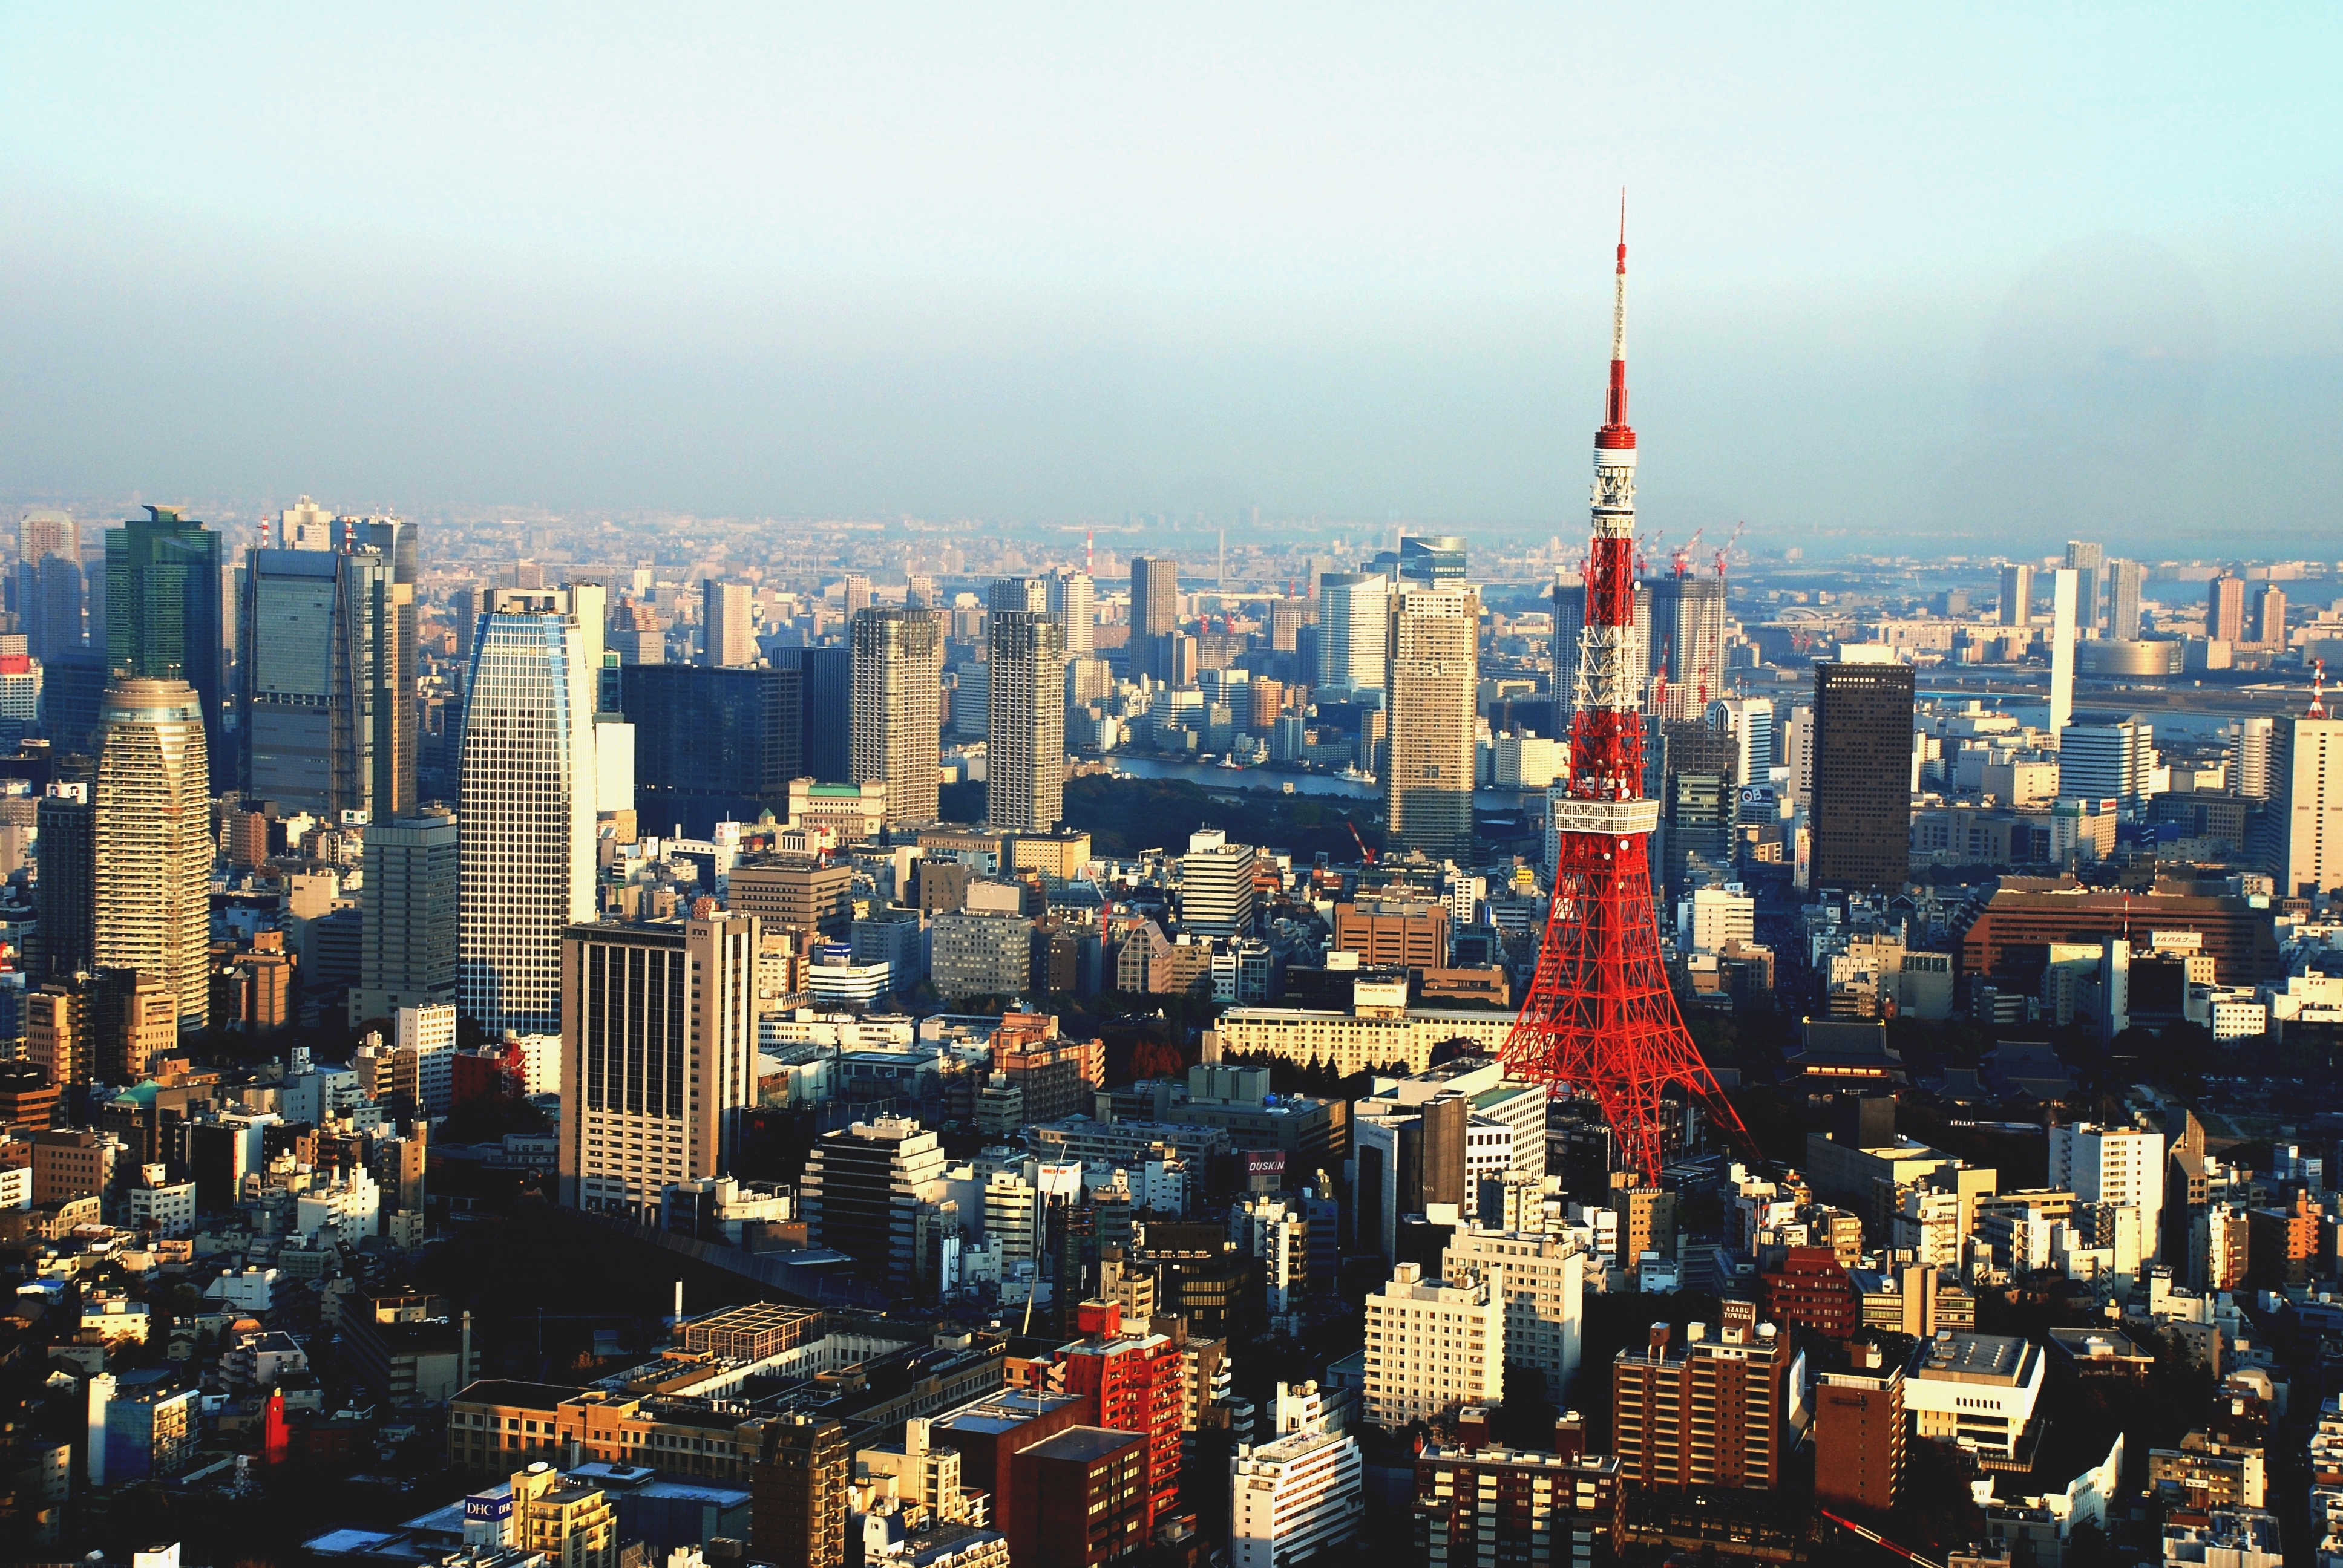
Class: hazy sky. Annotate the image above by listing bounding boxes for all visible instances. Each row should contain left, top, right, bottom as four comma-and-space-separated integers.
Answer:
4, 5, 2338, 554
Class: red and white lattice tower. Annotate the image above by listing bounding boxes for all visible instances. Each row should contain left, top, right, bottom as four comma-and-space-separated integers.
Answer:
1501, 204, 1751, 1184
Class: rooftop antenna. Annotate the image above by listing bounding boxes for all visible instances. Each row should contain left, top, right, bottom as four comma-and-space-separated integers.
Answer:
2312, 658, 2330, 720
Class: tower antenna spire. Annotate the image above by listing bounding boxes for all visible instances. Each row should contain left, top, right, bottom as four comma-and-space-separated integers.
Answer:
1603, 189, 1631, 440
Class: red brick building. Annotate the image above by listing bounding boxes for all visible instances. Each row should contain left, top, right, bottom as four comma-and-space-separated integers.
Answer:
1014, 1426, 1149, 1568
1760, 1247, 1860, 1339
1813, 1347, 1904, 1512
1055, 1301, 1184, 1528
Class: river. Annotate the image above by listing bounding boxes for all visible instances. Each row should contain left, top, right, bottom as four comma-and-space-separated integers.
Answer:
1092, 754, 1544, 811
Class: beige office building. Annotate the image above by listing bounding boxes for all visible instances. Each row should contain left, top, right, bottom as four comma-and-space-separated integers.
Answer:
93, 678, 211, 1029
1384, 584, 1480, 863
985, 608, 1066, 832
851, 607, 943, 826
560, 912, 761, 1218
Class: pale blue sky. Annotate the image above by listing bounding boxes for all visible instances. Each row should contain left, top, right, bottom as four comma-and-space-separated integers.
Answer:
2, 5, 2336, 551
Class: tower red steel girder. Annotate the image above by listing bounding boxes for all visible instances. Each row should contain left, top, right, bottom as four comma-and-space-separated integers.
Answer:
1501, 203, 1751, 1184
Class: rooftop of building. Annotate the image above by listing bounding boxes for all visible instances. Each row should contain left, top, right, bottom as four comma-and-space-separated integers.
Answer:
933, 1391, 1084, 1437
1017, 1425, 1142, 1463
1909, 1331, 2036, 1386
2046, 1326, 2153, 1363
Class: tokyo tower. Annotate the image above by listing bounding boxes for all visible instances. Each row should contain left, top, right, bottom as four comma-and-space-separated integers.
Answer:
1500, 203, 1751, 1184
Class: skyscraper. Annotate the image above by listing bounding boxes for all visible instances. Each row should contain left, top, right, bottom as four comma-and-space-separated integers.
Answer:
93, 679, 211, 1030
16, 551, 85, 665
1648, 572, 1729, 718
985, 609, 1066, 832
1998, 563, 2033, 627
2207, 574, 2246, 643
1809, 659, 1915, 892
2108, 558, 2145, 641
703, 579, 756, 667
2253, 585, 2287, 650
1316, 570, 1392, 696
840, 573, 872, 616
106, 507, 224, 791
2277, 714, 2343, 899
1657, 719, 1738, 901
1045, 567, 1096, 659
2047, 567, 2077, 744
33, 776, 94, 979
2060, 719, 2153, 809
559, 910, 760, 1216
457, 590, 597, 1037
19, 512, 78, 571
350, 806, 459, 1025
355, 516, 421, 815
851, 607, 943, 826
240, 541, 408, 818
1129, 556, 1178, 681
768, 646, 853, 783
618, 664, 805, 836
1384, 584, 1479, 863
2231, 716, 2278, 800
2065, 540, 2104, 632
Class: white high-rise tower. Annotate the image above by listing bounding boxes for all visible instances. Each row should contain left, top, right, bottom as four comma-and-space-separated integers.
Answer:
457, 589, 597, 1036
2046, 567, 2077, 745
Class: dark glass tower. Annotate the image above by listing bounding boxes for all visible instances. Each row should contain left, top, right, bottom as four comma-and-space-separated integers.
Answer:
768, 645, 852, 783
106, 506, 223, 791
1810, 661, 1916, 892
618, 664, 804, 836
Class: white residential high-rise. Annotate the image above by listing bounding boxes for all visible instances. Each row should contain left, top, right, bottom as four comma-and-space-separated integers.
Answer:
1361, 1262, 1504, 1430
398, 1004, 457, 1113
94, 679, 212, 1030
1442, 1227, 1586, 1402
1314, 570, 1390, 695
2230, 717, 2278, 801
1780, 706, 1815, 808
1999, 562, 2033, 627
2108, 558, 2145, 641
2047, 567, 2077, 744
2059, 719, 2154, 808
2065, 540, 2104, 632
1179, 828, 1256, 936
1384, 583, 1480, 863
851, 607, 944, 826
1683, 886, 1756, 952
1228, 1403, 1363, 1568
985, 604, 1066, 832
2048, 1121, 2165, 1252
1709, 696, 1775, 783
1045, 568, 1096, 659
559, 912, 761, 1218
457, 590, 597, 1037
2278, 716, 2343, 899
701, 579, 755, 667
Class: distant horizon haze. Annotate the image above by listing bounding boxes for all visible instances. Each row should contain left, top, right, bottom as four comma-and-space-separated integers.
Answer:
2, 8, 2336, 556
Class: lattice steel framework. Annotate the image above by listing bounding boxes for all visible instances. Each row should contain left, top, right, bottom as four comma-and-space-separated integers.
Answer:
1501, 204, 1750, 1183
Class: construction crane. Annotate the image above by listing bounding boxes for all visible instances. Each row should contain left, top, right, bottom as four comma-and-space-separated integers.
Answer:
1346, 820, 1377, 864
1669, 526, 1705, 577
1713, 519, 1748, 576
1818, 1510, 1945, 1568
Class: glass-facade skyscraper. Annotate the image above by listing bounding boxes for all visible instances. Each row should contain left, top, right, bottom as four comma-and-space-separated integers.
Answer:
106, 506, 223, 791
457, 590, 597, 1037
